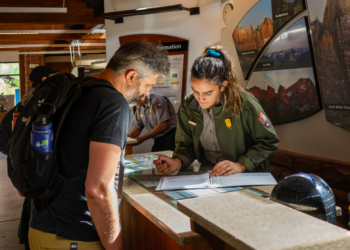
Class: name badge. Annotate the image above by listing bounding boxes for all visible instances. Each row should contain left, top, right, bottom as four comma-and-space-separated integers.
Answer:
189, 121, 196, 126
70, 243, 78, 250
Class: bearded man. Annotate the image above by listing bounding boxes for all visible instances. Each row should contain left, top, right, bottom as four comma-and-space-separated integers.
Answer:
28, 40, 169, 250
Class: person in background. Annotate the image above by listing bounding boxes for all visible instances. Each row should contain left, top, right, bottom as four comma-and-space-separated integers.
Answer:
29, 66, 60, 89
17, 66, 60, 250
22, 66, 60, 105
154, 46, 279, 176
128, 92, 177, 152
28, 40, 169, 250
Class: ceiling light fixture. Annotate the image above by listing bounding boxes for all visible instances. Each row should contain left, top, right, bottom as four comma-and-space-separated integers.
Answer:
0, 7, 67, 13
0, 43, 105, 48
18, 50, 106, 55
102, 4, 200, 24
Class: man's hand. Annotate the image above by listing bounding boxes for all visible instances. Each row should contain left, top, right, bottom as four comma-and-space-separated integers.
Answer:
153, 156, 181, 175
211, 161, 246, 176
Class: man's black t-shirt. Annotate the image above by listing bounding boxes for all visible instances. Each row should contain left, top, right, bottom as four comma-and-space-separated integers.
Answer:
30, 77, 130, 241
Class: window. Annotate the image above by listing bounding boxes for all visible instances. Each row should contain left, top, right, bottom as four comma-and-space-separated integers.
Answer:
0, 62, 20, 111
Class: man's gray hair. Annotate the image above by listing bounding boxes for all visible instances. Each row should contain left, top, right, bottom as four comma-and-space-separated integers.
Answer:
106, 40, 169, 80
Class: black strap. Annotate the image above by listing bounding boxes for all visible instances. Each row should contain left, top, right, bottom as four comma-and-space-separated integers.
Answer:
117, 154, 125, 202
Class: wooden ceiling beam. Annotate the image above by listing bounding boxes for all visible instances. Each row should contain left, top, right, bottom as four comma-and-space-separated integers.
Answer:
0, 0, 69, 7
0, 34, 105, 40
0, 24, 66, 30
0, 17, 103, 25
0, 0, 103, 24
0, 0, 101, 8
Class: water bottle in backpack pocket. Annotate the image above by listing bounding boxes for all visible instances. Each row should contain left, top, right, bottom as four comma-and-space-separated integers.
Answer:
29, 103, 56, 188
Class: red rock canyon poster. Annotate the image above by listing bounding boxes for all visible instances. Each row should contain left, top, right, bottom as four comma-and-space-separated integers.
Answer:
233, 0, 305, 79
246, 17, 322, 124
307, 0, 350, 131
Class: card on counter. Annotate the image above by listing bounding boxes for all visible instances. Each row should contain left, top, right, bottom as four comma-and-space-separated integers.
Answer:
164, 191, 186, 200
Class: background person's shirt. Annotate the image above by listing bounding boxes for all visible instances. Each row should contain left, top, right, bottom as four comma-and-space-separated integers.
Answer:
30, 77, 130, 242
131, 93, 177, 138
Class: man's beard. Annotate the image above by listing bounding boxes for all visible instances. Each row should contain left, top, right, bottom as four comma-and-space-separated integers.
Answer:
128, 96, 138, 106
125, 80, 142, 105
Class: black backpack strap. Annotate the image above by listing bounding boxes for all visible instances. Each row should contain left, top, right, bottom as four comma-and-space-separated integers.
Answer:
117, 153, 125, 207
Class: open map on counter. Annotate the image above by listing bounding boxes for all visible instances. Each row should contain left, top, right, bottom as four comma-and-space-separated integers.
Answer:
124, 154, 165, 165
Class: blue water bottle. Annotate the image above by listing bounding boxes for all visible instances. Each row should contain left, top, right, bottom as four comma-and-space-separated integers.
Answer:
30, 103, 55, 188
31, 114, 54, 153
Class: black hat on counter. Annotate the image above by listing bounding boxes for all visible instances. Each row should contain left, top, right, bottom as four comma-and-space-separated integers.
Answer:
271, 172, 337, 225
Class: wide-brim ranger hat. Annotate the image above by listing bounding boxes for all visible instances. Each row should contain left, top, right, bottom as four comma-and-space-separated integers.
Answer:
29, 66, 60, 82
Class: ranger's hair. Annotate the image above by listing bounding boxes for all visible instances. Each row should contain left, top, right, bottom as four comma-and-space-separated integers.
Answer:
191, 46, 245, 117
107, 40, 169, 80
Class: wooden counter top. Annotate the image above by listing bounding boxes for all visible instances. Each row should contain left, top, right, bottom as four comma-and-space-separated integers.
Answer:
177, 190, 350, 250
121, 151, 205, 246
126, 137, 137, 145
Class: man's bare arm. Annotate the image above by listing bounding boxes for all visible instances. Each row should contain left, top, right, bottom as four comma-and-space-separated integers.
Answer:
128, 127, 142, 138
85, 141, 122, 250
135, 121, 168, 144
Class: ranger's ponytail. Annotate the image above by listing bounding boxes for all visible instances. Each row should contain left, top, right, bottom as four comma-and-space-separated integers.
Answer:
191, 46, 245, 116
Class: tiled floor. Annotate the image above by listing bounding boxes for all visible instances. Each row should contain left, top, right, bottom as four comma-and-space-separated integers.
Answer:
0, 153, 25, 250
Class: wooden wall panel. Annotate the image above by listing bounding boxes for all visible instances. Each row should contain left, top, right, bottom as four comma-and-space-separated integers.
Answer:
45, 62, 73, 75
120, 198, 211, 250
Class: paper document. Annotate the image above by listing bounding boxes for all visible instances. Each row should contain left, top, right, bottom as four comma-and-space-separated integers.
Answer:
187, 189, 218, 197
155, 172, 276, 191
155, 173, 210, 191
211, 173, 277, 188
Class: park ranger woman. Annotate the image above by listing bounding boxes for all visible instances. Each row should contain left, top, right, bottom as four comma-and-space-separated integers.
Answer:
154, 46, 279, 176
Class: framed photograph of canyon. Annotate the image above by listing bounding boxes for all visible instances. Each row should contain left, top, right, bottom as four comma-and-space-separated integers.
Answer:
307, 0, 350, 131
254, 17, 312, 72
233, 0, 273, 79
245, 16, 322, 125
272, 0, 306, 32
246, 68, 321, 124
232, 0, 306, 79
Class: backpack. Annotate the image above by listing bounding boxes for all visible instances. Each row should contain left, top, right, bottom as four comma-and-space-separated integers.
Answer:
0, 104, 19, 155
7, 73, 126, 201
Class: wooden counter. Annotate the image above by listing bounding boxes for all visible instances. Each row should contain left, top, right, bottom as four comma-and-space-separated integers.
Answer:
177, 190, 350, 250
120, 151, 345, 249
120, 151, 210, 250
125, 137, 137, 155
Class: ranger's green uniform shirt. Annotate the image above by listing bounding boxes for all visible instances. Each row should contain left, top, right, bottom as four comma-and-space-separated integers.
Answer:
173, 92, 279, 172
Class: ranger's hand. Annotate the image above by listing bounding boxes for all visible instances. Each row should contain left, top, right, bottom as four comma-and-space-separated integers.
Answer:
134, 137, 144, 146
211, 160, 246, 176
153, 156, 181, 175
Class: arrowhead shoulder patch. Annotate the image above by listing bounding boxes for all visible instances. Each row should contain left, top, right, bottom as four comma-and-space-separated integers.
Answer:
258, 112, 270, 128
155, 102, 162, 110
